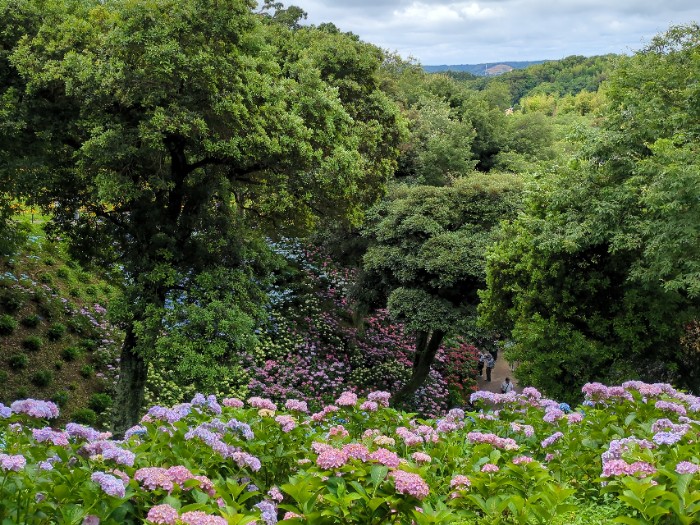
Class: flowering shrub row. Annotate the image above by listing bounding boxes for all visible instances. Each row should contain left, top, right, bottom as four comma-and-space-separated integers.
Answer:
247, 242, 476, 416
1, 380, 699, 524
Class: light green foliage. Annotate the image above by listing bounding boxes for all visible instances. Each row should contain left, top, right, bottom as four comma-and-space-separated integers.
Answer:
480, 24, 700, 401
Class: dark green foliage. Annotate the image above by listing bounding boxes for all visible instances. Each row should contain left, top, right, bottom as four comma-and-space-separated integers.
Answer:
61, 346, 81, 362
68, 287, 80, 298
79, 365, 94, 378
8, 353, 27, 370
15, 387, 28, 399
4, 0, 404, 433
54, 360, 62, 370
20, 314, 40, 328
46, 322, 66, 341
31, 369, 53, 387
361, 172, 524, 403
71, 408, 97, 425
0, 370, 7, 384
0, 287, 25, 313
88, 393, 113, 414
79, 339, 98, 352
55, 267, 70, 279
43, 257, 55, 266
51, 390, 70, 407
0, 313, 17, 335
22, 335, 42, 351
38, 273, 53, 285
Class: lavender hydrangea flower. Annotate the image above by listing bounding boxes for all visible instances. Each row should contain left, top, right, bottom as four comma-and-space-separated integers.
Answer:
91, 472, 126, 498
0, 453, 26, 471
255, 500, 278, 525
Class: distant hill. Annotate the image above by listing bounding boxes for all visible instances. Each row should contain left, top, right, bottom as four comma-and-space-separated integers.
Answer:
423, 60, 547, 76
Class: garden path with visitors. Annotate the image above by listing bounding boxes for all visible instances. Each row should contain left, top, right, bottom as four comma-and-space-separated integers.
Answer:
477, 355, 517, 394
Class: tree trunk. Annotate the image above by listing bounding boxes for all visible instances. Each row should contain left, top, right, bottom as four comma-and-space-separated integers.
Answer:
391, 329, 446, 407
112, 323, 148, 437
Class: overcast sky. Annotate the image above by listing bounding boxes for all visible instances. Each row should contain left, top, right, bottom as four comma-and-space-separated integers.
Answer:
285, 1, 700, 65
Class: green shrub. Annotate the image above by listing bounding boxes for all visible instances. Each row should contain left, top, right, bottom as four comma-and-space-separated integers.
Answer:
79, 365, 94, 378
54, 360, 63, 370
67, 382, 78, 391
47, 322, 67, 341
56, 267, 71, 280
8, 353, 28, 370
51, 390, 70, 407
22, 335, 43, 351
0, 370, 7, 384
71, 408, 97, 425
0, 288, 25, 313
61, 346, 81, 362
15, 387, 28, 399
20, 314, 41, 328
80, 338, 98, 352
38, 273, 53, 285
88, 393, 113, 414
0, 314, 17, 335
68, 287, 81, 298
31, 369, 53, 387
85, 285, 98, 297
43, 257, 55, 266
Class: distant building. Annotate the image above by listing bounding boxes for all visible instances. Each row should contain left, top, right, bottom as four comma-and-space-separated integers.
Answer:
485, 64, 514, 76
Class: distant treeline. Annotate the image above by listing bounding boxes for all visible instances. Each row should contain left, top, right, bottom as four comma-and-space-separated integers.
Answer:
423, 60, 545, 76
428, 54, 620, 104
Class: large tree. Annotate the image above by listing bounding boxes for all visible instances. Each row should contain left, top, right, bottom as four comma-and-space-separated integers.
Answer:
361, 173, 523, 406
479, 24, 700, 402
4, 0, 403, 432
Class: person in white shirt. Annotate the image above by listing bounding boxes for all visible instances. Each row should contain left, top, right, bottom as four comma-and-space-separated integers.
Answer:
500, 377, 514, 393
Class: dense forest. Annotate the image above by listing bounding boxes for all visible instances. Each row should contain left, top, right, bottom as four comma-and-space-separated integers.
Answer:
1, 0, 699, 427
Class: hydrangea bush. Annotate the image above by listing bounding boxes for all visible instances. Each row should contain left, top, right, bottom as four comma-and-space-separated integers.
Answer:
1, 381, 699, 524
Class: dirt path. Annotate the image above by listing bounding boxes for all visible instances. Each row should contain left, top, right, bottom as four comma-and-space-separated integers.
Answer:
476, 355, 517, 394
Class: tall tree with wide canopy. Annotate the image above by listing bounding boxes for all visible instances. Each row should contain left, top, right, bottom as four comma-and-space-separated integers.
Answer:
361, 173, 523, 406
479, 24, 700, 402
4, 0, 403, 431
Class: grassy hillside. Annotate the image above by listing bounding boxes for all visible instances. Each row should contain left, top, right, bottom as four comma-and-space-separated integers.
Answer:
0, 214, 121, 427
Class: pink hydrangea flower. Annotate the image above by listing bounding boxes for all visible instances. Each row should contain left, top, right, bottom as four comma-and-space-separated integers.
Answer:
179, 511, 227, 525
328, 425, 349, 439
247, 397, 277, 411
285, 399, 308, 412
222, 398, 244, 409
412, 452, 432, 464
275, 415, 296, 432
336, 391, 358, 407
450, 475, 471, 488
369, 448, 400, 468
316, 448, 348, 469
481, 463, 499, 473
342, 443, 370, 461
146, 504, 179, 524
389, 470, 430, 500
360, 401, 378, 412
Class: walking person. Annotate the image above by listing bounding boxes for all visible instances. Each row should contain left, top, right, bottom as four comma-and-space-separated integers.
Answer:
500, 377, 514, 394
485, 352, 495, 382
477, 351, 486, 378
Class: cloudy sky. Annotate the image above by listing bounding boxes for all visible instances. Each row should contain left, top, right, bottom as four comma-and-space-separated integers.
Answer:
286, 1, 700, 65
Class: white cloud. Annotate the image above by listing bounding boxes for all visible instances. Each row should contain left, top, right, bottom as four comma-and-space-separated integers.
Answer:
288, 0, 700, 64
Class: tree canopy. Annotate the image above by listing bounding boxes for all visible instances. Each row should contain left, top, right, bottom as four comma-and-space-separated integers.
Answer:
361, 172, 523, 405
2, 0, 404, 431
479, 24, 700, 402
